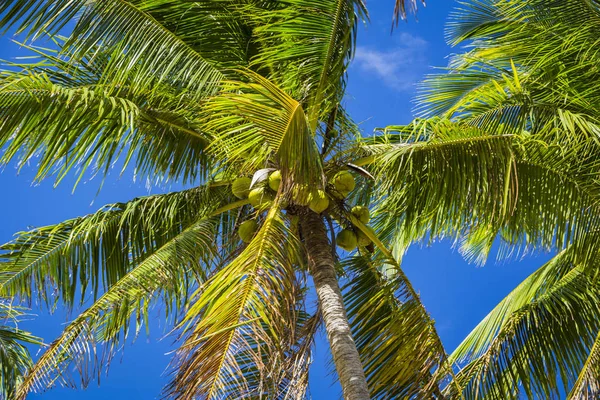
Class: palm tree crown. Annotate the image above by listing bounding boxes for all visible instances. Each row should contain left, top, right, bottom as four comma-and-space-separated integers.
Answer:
0, 1, 444, 399
2, 0, 600, 399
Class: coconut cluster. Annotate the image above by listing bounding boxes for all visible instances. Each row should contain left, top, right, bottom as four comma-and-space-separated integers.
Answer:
232, 169, 374, 251
335, 205, 374, 252
230, 169, 288, 243
330, 173, 374, 252
232, 169, 333, 213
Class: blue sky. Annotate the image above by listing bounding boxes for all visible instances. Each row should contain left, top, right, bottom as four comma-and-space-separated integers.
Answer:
0, 1, 554, 398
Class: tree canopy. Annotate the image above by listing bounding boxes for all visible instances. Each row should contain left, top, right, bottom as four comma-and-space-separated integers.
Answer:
1, 0, 600, 399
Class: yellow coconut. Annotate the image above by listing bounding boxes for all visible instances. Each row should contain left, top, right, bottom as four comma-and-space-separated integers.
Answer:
268, 170, 282, 191
332, 171, 355, 197
239, 220, 258, 243
292, 184, 311, 206
356, 226, 375, 247
248, 187, 274, 208
351, 205, 370, 224
231, 177, 252, 199
308, 190, 330, 213
336, 229, 358, 251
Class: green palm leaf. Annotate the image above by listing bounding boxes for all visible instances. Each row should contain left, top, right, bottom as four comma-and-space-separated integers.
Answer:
343, 255, 449, 399
5, 185, 251, 397
251, 0, 367, 130
570, 329, 600, 398
0, 0, 223, 101
445, 251, 600, 399
0, 185, 230, 306
15, 216, 220, 398
130, 0, 257, 68
365, 119, 600, 264
0, 46, 214, 185
0, 302, 41, 400
206, 71, 324, 185
411, 1, 600, 397
166, 201, 307, 398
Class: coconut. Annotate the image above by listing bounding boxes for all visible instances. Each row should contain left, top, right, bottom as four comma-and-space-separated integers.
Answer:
332, 171, 355, 197
292, 184, 311, 206
356, 226, 375, 247
231, 177, 252, 199
351, 205, 370, 224
268, 170, 282, 191
336, 229, 358, 251
248, 187, 274, 208
239, 220, 258, 243
308, 190, 329, 213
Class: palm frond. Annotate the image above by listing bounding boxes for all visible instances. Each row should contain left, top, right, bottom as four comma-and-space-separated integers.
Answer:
364, 120, 514, 258
363, 119, 600, 264
205, 71, 324, 185
445, 256, 600, 399
131, 0, 257, 68
408, 3, 600, 397
422, 0, 600, 143
165, 202, 308, 398
251, 0, 367, 130
0, 301, 41, 400
393, 0, 424, 26
451, 249, 575, 364
277, 311, 321, 400
419, 53, 600, 148
0, 0, 223, 101
446, 0, 600, 46
0, 185, 230, 306
569, 329, 600, 399
15, 216, 220, 398
0, 49, 214, 185
343, 255, 450, 398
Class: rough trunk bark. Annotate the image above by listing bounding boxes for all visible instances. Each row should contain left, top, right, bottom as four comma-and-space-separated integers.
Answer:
300, 211, 370, 400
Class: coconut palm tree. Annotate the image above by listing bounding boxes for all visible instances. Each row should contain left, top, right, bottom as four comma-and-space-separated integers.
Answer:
7, 0, 599, 398
388, 0, 600, 398
0, 302, 40, 400
0, 1, 447, 399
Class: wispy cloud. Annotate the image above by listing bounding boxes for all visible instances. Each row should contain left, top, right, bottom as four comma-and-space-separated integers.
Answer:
354, 33, 428, 91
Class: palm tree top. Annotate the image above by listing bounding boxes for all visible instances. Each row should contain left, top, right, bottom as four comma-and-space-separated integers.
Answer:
1, 0, 600, 399
0, 1, 446, 399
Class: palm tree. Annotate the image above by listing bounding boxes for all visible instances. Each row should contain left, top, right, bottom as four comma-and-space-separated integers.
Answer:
387, 0, 600, 398
0, 1, 446, 399
7, 0, 597, 398
0, 302, 40, 400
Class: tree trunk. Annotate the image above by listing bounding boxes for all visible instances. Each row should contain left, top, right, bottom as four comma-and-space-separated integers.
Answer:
300, 211, 370, 400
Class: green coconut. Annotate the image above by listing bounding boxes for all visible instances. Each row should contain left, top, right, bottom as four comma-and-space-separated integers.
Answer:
336, 229, 358, 251
308, 190, 330, 213
356, 226, 375, 247
268, 170, 282, 191
351, 205, 370, 224
332, 171, 355, 197
248, 187, 274, 208
239, 220, 258, 243
231, 177, 252, 199
292, 184, 311, 206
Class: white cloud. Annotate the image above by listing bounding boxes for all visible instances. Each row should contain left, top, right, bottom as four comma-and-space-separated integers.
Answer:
354, 33, 428, 91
